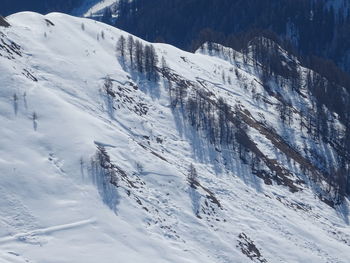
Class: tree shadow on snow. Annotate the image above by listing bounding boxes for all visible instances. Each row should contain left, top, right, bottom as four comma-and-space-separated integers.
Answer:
172, 107, 263, 193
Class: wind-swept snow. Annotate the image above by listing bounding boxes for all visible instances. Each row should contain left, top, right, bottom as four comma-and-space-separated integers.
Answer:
0, 12, 349, 263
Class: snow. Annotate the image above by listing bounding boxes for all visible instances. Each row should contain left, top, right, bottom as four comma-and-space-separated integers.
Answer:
72, 0, 119, 18
0, 12, 349, 263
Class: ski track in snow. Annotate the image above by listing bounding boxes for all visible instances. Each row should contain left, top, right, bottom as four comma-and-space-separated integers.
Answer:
0, 219, 96, 245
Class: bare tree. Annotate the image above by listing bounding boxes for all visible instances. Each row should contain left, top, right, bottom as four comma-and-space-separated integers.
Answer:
134, 40, 144, 73
32, 112, 38, 131
127, 35, 134, 66
104, 76, 113, 94
13, 93, 18, 115
23, 92, 28, 110
149, 45, 159, 80
103, 76, 115, 118
116, 35, 126, 58
161, 56, 167, 77
144, 45, 152, 79
188, 163, 198, 186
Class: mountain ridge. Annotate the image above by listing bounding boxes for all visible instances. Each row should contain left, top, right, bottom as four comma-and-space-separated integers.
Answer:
112, 0, 350, 75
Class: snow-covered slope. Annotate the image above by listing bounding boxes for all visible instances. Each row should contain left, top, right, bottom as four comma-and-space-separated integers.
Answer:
0, 12, 349, 263
72, 0, 118, 18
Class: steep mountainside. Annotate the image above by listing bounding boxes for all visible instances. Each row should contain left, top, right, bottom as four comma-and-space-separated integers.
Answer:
72, 0, 119, 18
0, 12, 349, 263
113, 0, 350, 74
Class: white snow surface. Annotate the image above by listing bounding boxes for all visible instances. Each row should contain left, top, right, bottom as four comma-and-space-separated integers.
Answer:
72, 0, 118, 18
0, 12, 349, 263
